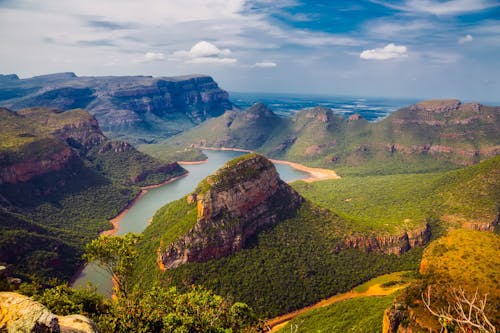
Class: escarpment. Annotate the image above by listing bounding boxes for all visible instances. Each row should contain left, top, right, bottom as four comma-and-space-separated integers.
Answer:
0, 73, 233, 143
341, 223, 431, 255
158, 154, 304, 269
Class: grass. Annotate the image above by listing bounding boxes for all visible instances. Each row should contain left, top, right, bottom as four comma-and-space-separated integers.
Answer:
391, 229, 500, 331
353, 271, 413, 293
421, 229, 500, 298
276, 295, 395, 333
293, 155, 500, 234
137, 144, 207, 163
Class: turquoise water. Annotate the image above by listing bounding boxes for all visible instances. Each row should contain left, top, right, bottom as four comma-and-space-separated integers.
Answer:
72, 150, 309, 295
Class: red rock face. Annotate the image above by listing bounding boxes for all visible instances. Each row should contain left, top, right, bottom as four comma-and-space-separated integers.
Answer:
0, 147, 76, 184
158, 154, 304, 269
340, 223, 431, 255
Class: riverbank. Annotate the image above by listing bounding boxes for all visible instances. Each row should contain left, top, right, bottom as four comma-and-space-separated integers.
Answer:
101, 172, 189, 236
201, 146, 340, 182
178, 159, 208, 165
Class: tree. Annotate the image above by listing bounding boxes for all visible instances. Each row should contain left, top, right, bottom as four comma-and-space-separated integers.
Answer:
422, 286, 496, 333
83, 233, 141, 297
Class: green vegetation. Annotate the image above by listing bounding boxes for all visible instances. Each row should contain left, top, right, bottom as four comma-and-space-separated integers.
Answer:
134, 201, 423, 318
195, 153, 271, 194
138, 144, 207, 163
277, 295, 395, 333
84, 234, 142, 297
34, 233, 257, 332
0, 107, 185, 283
293, 155, 500, 234
157, 102, 500, 175
352, 271, 413, 293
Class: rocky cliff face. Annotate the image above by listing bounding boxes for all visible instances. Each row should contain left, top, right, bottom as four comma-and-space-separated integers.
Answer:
0, 73, 233, 143
158, 154, 304, 269
0, 292, 98, 333
340, 222, 431, 255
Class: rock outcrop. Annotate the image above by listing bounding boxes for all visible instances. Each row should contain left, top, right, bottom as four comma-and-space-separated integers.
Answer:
340, 222, 431, 255
158, 154, 304, 269
0, 145, 78, 185
0, 292, 98, 333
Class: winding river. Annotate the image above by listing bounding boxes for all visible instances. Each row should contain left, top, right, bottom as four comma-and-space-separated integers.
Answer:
72, 150, 310, 295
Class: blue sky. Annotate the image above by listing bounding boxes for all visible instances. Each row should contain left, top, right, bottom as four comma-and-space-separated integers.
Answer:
0, 0, 499, 101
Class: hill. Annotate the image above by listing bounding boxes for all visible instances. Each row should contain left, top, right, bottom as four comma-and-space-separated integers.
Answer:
293, 154, 500, 236
131, 154, 424, 318
0, 73, 233, 144
384, 229, 500, 332
158, 99, 500, 175
0, 107, 185, 282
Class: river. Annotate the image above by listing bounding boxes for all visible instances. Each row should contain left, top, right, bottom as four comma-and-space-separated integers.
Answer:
72, 149, 310, 295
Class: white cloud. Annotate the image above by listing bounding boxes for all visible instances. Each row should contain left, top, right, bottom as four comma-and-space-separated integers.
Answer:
172, 41, 236, 64
360, 43, 408, 60
188, 41, 231, 58
254, 61, 277, 68
458, 34, 473, 44
372, 0, 499, 16
143, 52, 165, 62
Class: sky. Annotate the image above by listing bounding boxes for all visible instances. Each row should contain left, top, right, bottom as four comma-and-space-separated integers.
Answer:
1, 0, 499, 101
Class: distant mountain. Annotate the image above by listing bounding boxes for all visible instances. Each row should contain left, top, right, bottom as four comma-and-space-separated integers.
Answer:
0, 73, 234, 144
159, 99, 500, 175
0, 107, 185, 282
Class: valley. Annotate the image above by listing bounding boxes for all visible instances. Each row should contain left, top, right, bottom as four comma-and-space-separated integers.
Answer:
1, 77, 498, 333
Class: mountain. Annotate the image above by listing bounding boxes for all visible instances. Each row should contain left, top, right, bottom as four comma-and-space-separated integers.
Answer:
157, 153, 304, 269
0, 107, 186, 281
157, 99, 500, 175
132, 154, 425, 317
0, 73, 234, 144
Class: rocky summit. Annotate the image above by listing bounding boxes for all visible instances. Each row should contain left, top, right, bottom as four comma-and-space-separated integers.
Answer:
158, 153, 304, 269
0, 73, 233, 143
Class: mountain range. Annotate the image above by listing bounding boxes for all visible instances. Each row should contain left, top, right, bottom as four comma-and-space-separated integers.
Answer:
156, 99, 500, 175
0, 73, 233, 144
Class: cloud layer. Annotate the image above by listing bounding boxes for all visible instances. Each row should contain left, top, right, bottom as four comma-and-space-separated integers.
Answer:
0, 0, 498, 101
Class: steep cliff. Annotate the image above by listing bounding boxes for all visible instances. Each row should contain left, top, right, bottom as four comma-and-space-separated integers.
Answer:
0, 73, 233, 143
157, 153, 304, 269
341, 222, 431, 255
0, 292, 98, 333
0, 107, 186, 282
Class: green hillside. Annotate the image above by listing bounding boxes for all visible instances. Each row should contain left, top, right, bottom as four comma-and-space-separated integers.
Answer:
277, 295, 395, 333
0, 107, 185, 282
132, 164, 423, 318
293, 154, 500, 234
153, 100, 499, 175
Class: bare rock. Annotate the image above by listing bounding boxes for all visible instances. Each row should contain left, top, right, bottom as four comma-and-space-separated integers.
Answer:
341, 222, 431, 255
58, 315, 99, 333
0, 292, 99, 333
0, 292, 59, 332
